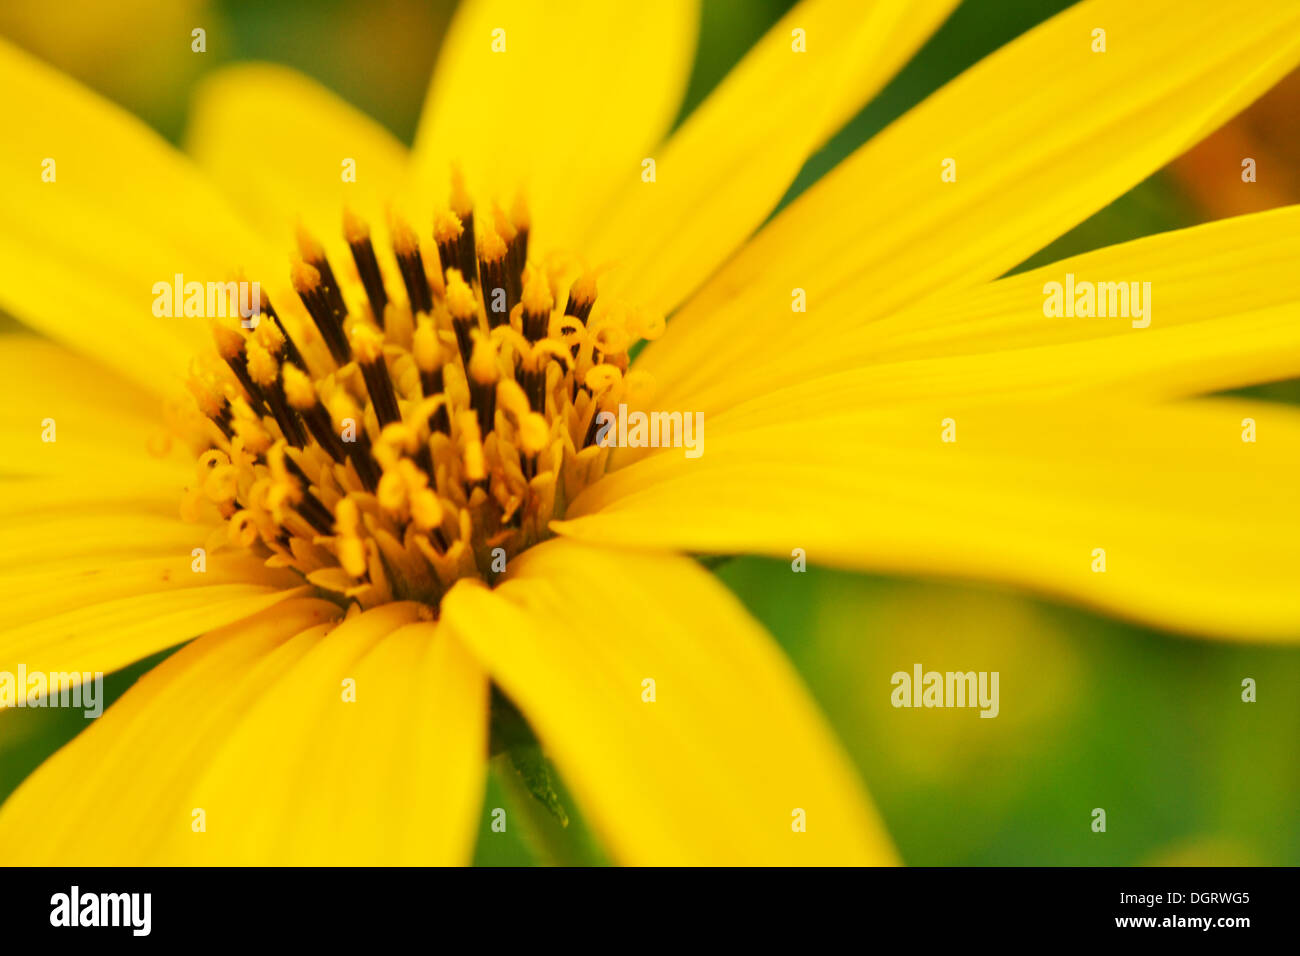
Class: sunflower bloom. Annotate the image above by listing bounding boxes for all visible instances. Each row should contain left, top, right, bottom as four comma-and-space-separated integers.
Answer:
2, 0, 1299, 866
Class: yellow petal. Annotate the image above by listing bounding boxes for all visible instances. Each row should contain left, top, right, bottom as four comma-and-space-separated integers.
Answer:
0, 601, 488, 864
669, 205, 1300, 428
186, 63, 409, 268
441, 539, 895, 864
639, 0, 1300, 416
409, 0, 698, 249
588, 0, 958, 316
0, 598, 343, 864
559, 399, 1300, 641
0, 509, 203, 574
2, 551, 300, 630
0, 336, 184, 478
0, 582, 312, 700
851, 205, 1300, 402
0, 38, 280, 394
172, 603, 486, 864
0, 473, 183, 521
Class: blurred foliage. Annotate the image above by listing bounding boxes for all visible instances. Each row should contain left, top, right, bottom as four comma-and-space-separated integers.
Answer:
0, 0, 220, 140
1, 0, 1296, 865
718, 559, 1300, 865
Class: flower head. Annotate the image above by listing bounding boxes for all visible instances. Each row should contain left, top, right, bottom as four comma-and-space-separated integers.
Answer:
2, 0, 1300, 866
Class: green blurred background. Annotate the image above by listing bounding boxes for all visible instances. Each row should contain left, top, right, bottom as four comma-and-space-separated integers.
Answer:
1, 0, 1296, 865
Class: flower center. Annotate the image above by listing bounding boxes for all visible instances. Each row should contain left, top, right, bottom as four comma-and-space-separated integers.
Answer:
179, 172, 662, 611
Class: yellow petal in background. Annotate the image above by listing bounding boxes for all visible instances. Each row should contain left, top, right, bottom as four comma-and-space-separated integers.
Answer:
410, 0, 698, 251
587, 0, 959, 317
442, 538, 896, 865
186, 62, 410, 269
640, 0, 1300, 418
561, 400, 1300, 641
0, 37, 280, 395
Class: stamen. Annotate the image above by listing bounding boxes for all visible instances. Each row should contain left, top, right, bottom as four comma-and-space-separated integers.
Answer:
566, 272, 599, 379
292, 259, 350, 364
296, 227, 349, 333
433, 210, 467, 283
492, 204, 524, 306
187, 373, 235, 439
521, 268, 553, 343
391, 215, 433, 316
510, 192, 530, 277
343, 208, 390, 323
261, 297, 308, 373
245, 338, 307, 448
581, 398, 605, 449
413, 319, 451, 435
467, 334, 499, 438
476, 222, 513, 329
445, 268, 480, 367
282, 363, 346, 462
213, 322, 268, 415
449, 165, 477, 285
181, 170, 654, 610
517, 410, 548, 480
283, 460, 335, 534
566, 271, 598, 325
351, 324, 401, 428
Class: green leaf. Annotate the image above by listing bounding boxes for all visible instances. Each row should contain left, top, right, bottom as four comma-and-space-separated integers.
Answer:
489, 685, 568, 828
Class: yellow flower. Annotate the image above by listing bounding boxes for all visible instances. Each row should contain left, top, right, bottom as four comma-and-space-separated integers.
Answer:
1, 0, 1298, 865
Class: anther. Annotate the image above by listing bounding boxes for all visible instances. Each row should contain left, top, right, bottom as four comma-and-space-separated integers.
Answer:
433, 210, 467, 282
458, 410, 486, 484
246, 339, 308, 448
350, 324, 401, 429
187, 373, 235, 440
262, 303, 308, 374
450, 165, 477, 285
334, 497, 369, 577
582, 400, 606, 449
492, 204, 524, 305
517, 411, 548, 480
391, 215, 433, 316
467, 334, 499, 439
288, 474, 335, 534
343, 208, 390, 323
445, 268, 480, 367
476, 222, 512, 329
413, 319, 451, 435
566, 271, 598, 325
283, 363, 347, 462
213, 323, 268, 416
510, 192, 530, 277
296, 226, 349, 330
520, 269, 553, 343
292, 259, 350, 364
328, 391, 380, 493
